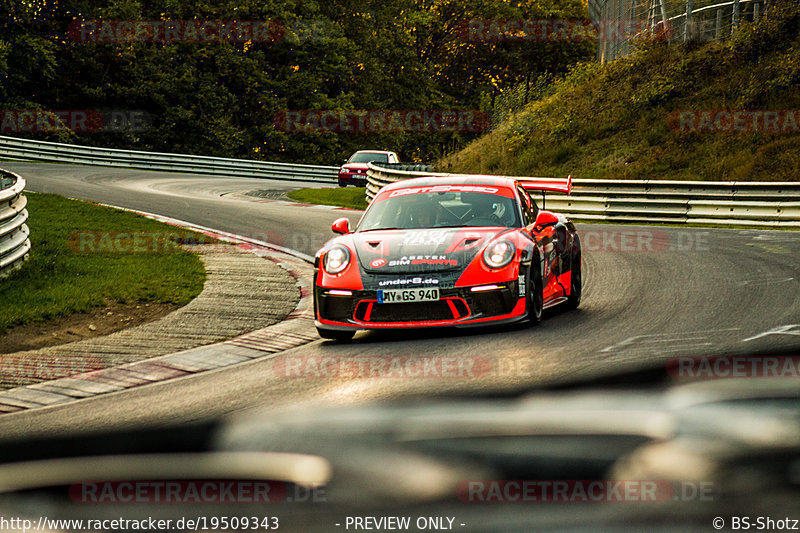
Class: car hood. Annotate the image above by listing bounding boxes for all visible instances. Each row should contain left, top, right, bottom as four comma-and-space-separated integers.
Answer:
340, 163, 369, 171
351, 227, 505, 274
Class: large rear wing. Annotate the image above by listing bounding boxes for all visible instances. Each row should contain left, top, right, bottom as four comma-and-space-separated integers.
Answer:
519, 176, 571, 210
519, 175, 572, 195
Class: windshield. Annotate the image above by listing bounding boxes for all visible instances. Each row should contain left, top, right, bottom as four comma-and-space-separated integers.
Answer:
348, 152, 389, 163
358, 190, 520, 230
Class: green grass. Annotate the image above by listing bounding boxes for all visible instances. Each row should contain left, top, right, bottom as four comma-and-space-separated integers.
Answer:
287, 187, 368, 210
439, 1, 800, 181
0, 192, 208, 334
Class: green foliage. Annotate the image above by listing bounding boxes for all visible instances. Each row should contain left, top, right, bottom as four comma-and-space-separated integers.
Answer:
440, 0, 800, 181
0, 0, 594, 163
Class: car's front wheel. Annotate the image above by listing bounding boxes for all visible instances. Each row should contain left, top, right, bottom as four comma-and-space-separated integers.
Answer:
316, 327, 355, 342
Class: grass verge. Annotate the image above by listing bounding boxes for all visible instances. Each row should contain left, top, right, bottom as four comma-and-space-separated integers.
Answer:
0, 192, 208, 334
287, 187, 368, 210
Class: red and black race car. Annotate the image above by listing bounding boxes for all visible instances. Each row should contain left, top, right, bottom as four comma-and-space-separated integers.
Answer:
313, 175, 581, 341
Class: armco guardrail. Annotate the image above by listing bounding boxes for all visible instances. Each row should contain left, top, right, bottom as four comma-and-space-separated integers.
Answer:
0, 135, 338, 182
366, 164, 800, 228
0, 168, 31, 278
365, 162, 440, 204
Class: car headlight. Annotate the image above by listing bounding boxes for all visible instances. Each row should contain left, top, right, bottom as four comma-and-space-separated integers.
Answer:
482, 239, 515, 269
324, 245, 351, 274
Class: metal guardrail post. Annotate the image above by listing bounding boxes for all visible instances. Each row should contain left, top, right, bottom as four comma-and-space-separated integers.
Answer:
0, 168, 32, 278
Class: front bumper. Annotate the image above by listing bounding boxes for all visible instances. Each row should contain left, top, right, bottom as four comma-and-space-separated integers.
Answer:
338, 172, 367, 186
314, 282, 527, 330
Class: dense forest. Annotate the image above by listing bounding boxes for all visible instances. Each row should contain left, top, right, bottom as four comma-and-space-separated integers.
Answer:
0, 0, 593, 164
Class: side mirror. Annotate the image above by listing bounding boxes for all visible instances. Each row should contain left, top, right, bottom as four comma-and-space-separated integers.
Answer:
331, 217, 351, 235
534, 211, 558, 229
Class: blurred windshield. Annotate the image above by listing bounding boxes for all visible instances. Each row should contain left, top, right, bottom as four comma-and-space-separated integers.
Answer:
348, 152, 389, 163
358, 190, 520, 230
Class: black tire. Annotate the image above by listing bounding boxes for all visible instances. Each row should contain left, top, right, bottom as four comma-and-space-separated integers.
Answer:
566, 235, 582, 310
338, 181, 347, 188
527, 260, 544, 325
316, 327, 355, 342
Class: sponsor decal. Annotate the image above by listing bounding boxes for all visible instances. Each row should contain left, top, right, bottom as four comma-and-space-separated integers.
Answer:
370, 258, 387, 268
387, 255, 457, 267
388, 185, 500, 197
378, 277, 439, 287
411, 258, 458, 266
402, 230, 450, 246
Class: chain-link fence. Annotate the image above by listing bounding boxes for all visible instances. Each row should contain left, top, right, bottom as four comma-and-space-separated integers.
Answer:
592, 0, 768, 62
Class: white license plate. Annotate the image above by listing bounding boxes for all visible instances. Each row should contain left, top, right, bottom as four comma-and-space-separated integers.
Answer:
377, 288, 440, 304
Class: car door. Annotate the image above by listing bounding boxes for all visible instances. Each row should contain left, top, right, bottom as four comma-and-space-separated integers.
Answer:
516, 185, 562, 301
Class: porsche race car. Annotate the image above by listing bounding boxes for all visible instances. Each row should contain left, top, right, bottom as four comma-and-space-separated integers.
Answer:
313, 175, 581, 341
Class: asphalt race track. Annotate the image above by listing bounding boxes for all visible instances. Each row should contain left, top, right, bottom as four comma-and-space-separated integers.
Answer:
1, 162, 799, 438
